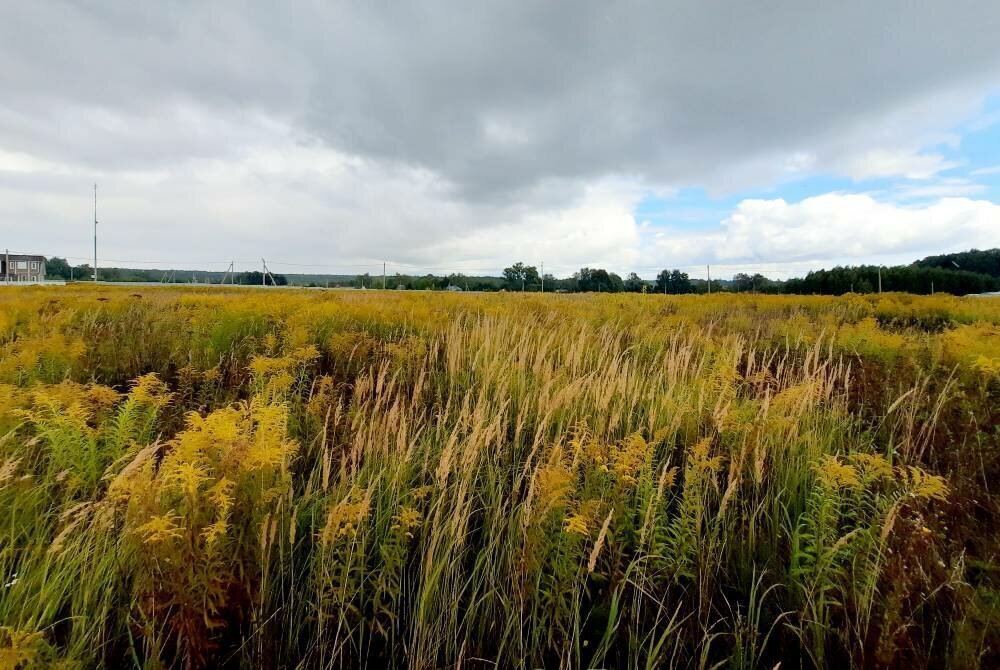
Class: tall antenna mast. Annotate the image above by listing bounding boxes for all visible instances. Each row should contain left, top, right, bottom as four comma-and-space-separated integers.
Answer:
93, 183, 98, 282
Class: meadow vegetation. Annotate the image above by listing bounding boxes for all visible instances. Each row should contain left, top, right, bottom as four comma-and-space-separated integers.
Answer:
0, 285, 998, 668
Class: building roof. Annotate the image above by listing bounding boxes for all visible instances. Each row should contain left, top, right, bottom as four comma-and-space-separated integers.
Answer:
3, 254, 46, 262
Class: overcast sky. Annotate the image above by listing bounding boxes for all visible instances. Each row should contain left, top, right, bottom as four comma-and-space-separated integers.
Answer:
2, 1, 1000, 279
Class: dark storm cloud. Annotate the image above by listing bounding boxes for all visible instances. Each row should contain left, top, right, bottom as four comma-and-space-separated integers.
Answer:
298, 1, 1000, 196
2, 1, 999, 196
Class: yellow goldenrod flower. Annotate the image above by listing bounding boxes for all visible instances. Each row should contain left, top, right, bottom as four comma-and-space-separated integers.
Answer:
563, 513, 590, 536
814, 455, 861, 490
135, 513, 184, 544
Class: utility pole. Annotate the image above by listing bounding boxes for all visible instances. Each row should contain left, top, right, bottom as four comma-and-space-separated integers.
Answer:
706, 265, 711, 295
540, 261, 544, 293
93, 183, 98, 282
4, 249, 8, 284
931, 281, 934, 295
383, 262, 386, 290
261, 259, 277, 286
878, 266, 882, 294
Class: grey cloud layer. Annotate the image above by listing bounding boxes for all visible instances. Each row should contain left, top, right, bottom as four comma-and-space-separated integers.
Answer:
305, 1, 1000, 196
4, 1, 1000, 193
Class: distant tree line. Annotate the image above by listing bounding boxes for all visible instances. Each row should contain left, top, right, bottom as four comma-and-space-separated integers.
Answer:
340, 273, 506, 291
356, 255, 1000, 296
783, 249, 1000, 295
494, 252, 1000, 296
44, 259, 290, 285
492, 264, 714, 293
914, 248, 1000, 278
44, 248, 1000, 296
785, 265, 997, 296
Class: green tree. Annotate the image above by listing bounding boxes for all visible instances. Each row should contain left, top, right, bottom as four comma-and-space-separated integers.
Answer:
623, 272, 645, 293
608, 272, 625, 292
45, 257, 72, 279
502, 262, 540, 291
655, 269, 693, 294
575, 267, 619, 292
238, 271, 288, 286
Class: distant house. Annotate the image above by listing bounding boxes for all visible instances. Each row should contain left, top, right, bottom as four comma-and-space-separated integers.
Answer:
2, 254, 46, 282
445, 284, 464, 292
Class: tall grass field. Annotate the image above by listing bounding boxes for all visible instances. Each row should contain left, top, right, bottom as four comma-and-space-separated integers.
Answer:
1, 285, 998, 668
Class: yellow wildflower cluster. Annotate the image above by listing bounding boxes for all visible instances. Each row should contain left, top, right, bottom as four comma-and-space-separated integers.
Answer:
938, 322, 1000, 378
384, 336, 428, 372
0, 627, 50, 668
129, 373, 172, 406
563, 513, 590, 536
0, 333, 86, 384
320, 498, 370, 547
688, 437, 724, 475
814, 453, 949, 502
201, 478, 235, 547
814, 455, 861, 490
327, 331, 376, 367
392, 506, 422, 538
851, 453, 894, 481
609, 432, 656, 486
159, 400, 298, 484
568, 424, 603, 468
249, 345, 318, 400
136, 512, 184, 545
534, 457, 573, 518
900, 466, 949, 501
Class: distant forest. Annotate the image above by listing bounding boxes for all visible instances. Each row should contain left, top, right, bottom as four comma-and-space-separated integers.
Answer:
42, 248, 1000, 296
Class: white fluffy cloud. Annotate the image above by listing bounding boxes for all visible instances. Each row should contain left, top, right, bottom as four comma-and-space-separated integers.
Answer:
0, 138, 646, 276
4, 133, 999, 279
415, 181, 645, 276
837, 149, 954, 181
646, 194, 1000, 274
